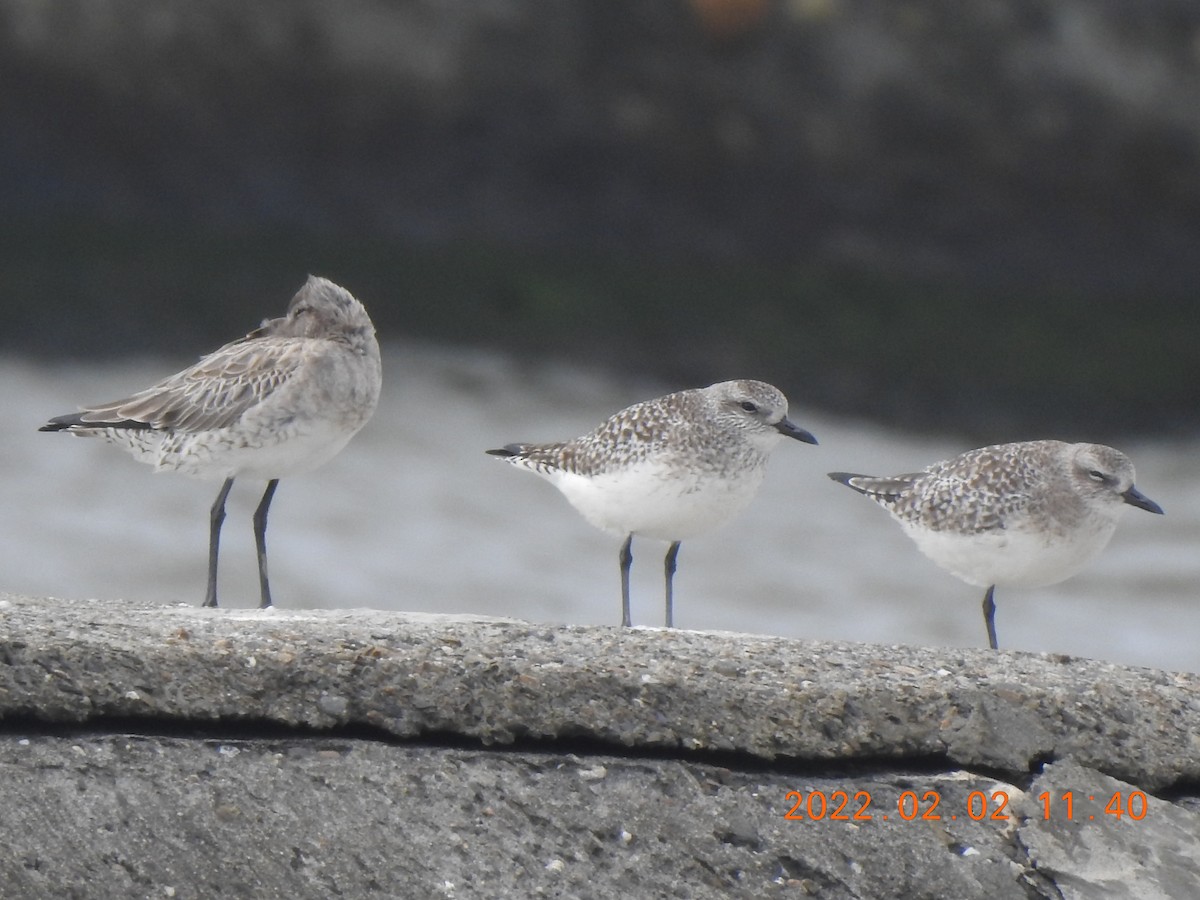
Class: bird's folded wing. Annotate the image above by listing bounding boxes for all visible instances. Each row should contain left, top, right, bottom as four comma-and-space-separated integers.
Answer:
74, 337, 310, 433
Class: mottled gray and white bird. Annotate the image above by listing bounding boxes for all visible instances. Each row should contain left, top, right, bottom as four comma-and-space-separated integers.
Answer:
828, 441, 1163, 650
40, 275, 382, 608
488, 379, 817, 628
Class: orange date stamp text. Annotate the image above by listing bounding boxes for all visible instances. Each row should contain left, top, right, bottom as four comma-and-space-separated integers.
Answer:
782, 789, 1149, 823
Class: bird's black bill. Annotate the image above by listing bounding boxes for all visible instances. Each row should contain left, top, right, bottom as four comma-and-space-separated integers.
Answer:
1122, 485, 1164, 515
775, 418, 818, 444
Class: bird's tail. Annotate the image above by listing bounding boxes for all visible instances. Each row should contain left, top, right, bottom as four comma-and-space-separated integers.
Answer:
827, 471, 914, 500
485, 444, 524, 458
40, 412, 152, 432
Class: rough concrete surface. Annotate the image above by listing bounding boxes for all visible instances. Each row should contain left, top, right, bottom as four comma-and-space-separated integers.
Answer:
0, 594, 1196, 898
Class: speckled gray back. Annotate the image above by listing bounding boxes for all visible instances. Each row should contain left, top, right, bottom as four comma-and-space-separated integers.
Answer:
501, 380, 792, 478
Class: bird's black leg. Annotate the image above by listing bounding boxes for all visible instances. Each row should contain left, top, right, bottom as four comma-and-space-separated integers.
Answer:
982, 585, 999, 650
253, 479, 280, 609
619, 534, 634, 627
663, 541, 681, 629
205, 478, 235, 608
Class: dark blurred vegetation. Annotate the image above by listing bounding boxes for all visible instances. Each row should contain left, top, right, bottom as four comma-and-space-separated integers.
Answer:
3, 0, 1200, 437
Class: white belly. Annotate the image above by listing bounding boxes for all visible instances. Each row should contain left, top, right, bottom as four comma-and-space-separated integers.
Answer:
550, 460, 767, 541
94, 415, 362, 481
901, 516, 1123, 588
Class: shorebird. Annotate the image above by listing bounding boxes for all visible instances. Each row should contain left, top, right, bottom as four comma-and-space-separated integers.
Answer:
40, 275, 382, 608
488, 379, 817, 627
828, 441, 1163, 649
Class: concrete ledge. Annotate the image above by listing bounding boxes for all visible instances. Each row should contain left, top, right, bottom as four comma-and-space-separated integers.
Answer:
0, 594, 1196, 898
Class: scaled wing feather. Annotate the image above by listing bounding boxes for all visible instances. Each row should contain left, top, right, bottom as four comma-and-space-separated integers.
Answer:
78, 337, 307, 432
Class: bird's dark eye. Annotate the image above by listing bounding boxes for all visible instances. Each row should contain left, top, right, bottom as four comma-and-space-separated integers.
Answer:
1087, 469, 1108, 483
740, 401, 758, 413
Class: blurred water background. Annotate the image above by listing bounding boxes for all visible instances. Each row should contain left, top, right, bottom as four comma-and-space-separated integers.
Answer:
9, 346, 1196, 673
3, 1, 1198, 672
